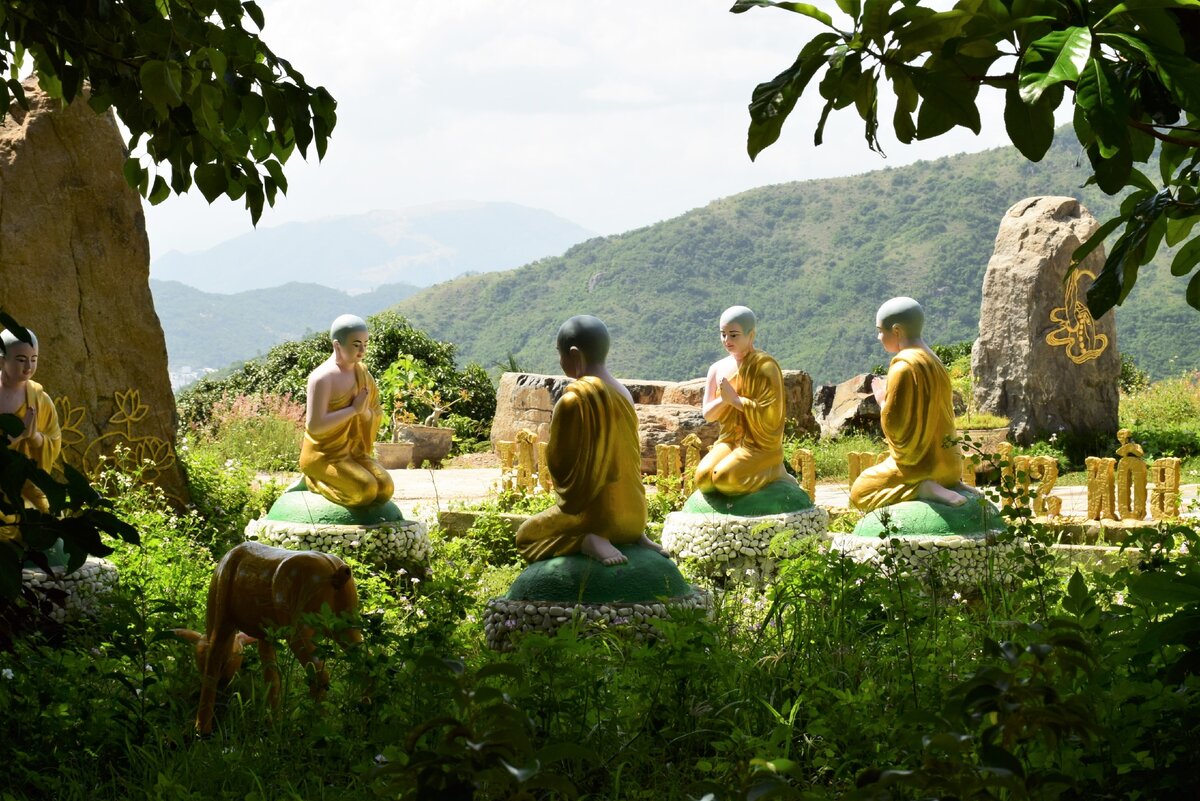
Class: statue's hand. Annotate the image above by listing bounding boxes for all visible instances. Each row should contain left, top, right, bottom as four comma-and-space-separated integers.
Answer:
11, 407, 35, 442
718, 377, 740, 406
351, 388, 370, 416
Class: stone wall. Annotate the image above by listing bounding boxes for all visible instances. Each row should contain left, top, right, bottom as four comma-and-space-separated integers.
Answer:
0, 79, 186, 501
492, 368, 817, 473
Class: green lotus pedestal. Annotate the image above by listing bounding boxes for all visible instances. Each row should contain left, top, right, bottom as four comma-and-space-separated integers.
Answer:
483, 544, 709, 651
659, 478, 829, 582
244, 484, 430, 566
832, 494, 1018, 586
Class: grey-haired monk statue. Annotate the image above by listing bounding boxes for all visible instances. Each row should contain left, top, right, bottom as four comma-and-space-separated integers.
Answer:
515, 315, 667, 566
0, 327, 61, 514
850, 297, 972, 511
299, 315, 395, 507
693, 306, 794, 496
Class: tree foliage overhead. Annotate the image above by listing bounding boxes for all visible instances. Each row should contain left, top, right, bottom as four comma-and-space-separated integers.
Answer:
0, 0, 336, 222
735, 0, 1200, 313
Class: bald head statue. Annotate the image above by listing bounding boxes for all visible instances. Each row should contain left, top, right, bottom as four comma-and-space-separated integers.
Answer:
0, 327, 38, 354
876, 297, 924, 340
557, 315, 610, 368
720, 305, 757, 336
330, 314, 368, 345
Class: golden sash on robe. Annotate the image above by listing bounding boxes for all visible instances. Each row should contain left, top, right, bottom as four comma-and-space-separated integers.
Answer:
300, 363, 394, 507
515, 376, 647, 563
694, 349, 790, 496
850, 347, 962, 511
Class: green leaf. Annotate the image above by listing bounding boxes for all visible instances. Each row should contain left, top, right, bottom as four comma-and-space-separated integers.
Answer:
1130, 571, 1200, 604
1071, 214, 1124, 263
861, 0, 895, 44
1075, 60, 1128, 159
139, 59, 183, 113
730, 1, 835, 26
243, 1, 266, 30
1018, 27, 1093, 104
1189, 269, 1200, 310
1166, 215, 1198, 247
1101, 0, 1200, 23
148, 175, 171, 205
194, 163, 227, 203
1003, 85, 1056, 161
913, 68, 981, 138
1171, 235, 1200, 276
835, 0, 861, 18
747, 33, 841, 159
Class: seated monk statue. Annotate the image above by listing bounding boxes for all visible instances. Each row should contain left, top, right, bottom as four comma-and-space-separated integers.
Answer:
0, 327, 61, 514
299, 315, 394, 507
694, 306, 795, 496
515, 315, 667, 566
850, 297, 972, 512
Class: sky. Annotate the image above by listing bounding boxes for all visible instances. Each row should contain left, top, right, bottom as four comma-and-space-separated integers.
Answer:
143, 1, 1016, 262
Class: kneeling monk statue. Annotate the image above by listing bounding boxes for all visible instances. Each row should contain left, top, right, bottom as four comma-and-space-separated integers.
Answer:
515, 315, 667, 566
850, 297, 971, 512
694, 306, 794, 496
299, 315, 394, 507
0, 327, 61, 513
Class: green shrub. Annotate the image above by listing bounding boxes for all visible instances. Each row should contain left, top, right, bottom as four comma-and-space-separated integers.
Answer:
786, 433, 886, 480
1120, 373, 1200, 458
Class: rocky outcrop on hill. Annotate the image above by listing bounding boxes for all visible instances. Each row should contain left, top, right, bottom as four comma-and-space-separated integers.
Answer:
972, 197, 1120, 445
0, 79, 186, 501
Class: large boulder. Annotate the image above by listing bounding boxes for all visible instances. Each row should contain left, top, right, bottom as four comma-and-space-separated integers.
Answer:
813, 374, 882, 438
491, 372, 569, 445
972, 197, 1120, 445
635, 403, 719, 474
0, 79, 186, 501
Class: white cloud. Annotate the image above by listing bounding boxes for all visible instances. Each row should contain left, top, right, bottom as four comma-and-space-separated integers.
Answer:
144, 1, 1017, 260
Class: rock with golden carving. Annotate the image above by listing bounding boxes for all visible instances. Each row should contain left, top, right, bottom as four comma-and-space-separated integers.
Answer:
973, 197, 1119, 445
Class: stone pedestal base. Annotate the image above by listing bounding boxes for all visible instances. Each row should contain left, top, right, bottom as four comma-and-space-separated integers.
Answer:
661, 508, 829, 581
244, 489, 429, 566
832, 497, 1014, 586
660, 479, 828, 581
483, 544, 708, 651
22, 556, 118, 623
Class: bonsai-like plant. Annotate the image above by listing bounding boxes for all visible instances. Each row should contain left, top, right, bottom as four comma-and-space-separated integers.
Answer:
378, 355, 471, 441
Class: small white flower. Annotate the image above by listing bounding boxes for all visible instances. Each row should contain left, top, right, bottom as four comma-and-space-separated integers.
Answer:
1114, 592, 1126, 606
410, 577, 420, 584
1, 668, 13, 680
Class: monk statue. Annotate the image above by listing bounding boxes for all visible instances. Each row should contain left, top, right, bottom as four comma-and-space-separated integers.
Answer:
515, 315, 666, 566
0, 327, 61, 514
694, 306, 794, 496
850, 297, 972, 512
299, 315, 394, 507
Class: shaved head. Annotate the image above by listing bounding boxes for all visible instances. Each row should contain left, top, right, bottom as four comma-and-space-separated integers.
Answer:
720, 305, 756, 335
330, 314, 368, 345
557, 315, 610, 365
876, 297, 924, 338
0, 327, 38, 354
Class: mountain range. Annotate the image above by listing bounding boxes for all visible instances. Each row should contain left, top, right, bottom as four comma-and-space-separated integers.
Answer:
389, 135, 1200, 385
152, 280, 421, 381
151, 201, 595, 294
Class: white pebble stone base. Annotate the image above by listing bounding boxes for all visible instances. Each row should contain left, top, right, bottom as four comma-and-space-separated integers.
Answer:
483, 591, 711, 652
661, 507, 830, 581
21, 557, 119, 623
830, 533, 1024, 586
244, 519, 430, 566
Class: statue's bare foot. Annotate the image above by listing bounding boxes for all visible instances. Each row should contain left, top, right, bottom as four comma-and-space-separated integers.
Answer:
952, 481, 982, 498
918, 480, 967, 507
582, 534, 628, 566
638, 534, 671, 558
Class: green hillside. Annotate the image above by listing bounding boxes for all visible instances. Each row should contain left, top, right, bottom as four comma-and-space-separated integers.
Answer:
394, 135, 1200, 385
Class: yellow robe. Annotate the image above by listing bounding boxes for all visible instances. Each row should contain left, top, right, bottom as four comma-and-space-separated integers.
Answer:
8, 381, 62, 514
694, 349, 790, 496
299, 363, 394, 507
850, 347, 962, 511
515, 376, 648, 563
